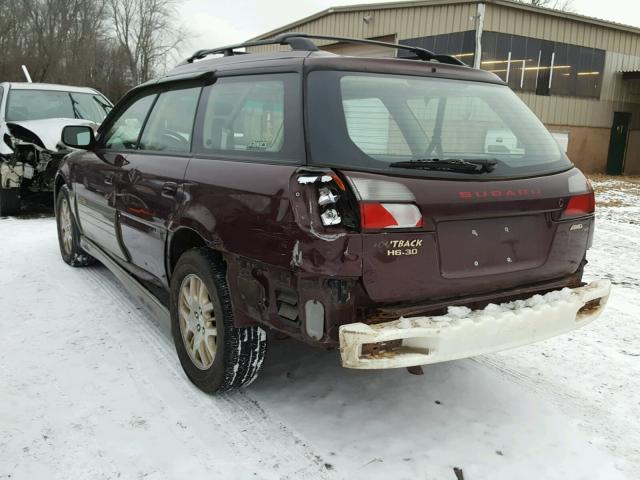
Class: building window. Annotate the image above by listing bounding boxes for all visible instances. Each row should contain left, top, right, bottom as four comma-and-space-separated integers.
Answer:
576, 48, 605, 98
399, 30, 476, 66
480, 31, 605, 99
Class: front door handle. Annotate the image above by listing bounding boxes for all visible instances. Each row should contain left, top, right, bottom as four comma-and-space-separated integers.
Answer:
162, 181, 178, 197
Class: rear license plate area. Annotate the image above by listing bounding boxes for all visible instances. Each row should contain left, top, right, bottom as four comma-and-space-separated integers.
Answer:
437, 215, 551, 278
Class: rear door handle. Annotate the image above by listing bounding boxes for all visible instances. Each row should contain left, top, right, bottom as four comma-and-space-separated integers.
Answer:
162, 181, 178, 197
104, 173, 114, 185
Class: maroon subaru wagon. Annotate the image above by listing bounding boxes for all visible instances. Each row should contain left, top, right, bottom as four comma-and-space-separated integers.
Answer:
56, 34, 610, 393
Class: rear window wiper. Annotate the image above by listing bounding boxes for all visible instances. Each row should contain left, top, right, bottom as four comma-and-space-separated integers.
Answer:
389, 158, 497, 173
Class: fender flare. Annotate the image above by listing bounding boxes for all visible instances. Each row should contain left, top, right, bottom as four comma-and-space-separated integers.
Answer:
165, 218, 226, 279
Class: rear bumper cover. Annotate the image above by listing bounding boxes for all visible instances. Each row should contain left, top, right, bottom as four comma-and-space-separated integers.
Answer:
339, 280, 611, 369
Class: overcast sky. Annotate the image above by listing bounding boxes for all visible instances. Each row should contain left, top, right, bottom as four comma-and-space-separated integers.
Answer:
177, 0, 640, 59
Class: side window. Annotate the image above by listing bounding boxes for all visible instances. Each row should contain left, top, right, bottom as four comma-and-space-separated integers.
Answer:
139, 87, 201, 153
103, 94, 156, 150
197, 77, 286, 156
343, 97, 411, 156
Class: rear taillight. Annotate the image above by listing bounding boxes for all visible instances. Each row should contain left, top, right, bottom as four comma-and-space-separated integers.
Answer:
360, 203, 423, 231
561, 192, 595, 218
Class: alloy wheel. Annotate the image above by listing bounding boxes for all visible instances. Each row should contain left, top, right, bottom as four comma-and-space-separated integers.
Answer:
178, 274, 217, 370
59, 198, 73, 256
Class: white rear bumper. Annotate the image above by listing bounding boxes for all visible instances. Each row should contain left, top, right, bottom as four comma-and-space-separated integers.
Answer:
339, 280, 611, 369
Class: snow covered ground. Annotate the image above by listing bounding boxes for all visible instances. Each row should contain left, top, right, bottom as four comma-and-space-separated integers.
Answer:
0, 177, 638, 480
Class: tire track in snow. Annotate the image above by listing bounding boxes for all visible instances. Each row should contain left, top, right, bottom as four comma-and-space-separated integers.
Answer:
81, 265, 334, 480
473, 286, 640, 477
474, 353, 639, 475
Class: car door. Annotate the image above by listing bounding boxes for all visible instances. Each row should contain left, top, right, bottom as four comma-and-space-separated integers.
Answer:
115, 85, 201, 284
74, 93, 157, 261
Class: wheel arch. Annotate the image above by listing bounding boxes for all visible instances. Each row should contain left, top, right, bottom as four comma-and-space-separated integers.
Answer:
166, 225, 223, 281
53, 172, 66, 199
53, 158, 73, 204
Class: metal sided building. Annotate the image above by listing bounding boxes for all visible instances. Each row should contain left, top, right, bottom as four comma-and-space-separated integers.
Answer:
247, 0, 640, 174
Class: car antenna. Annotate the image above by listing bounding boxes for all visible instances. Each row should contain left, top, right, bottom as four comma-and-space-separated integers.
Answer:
21, 65, 32, 83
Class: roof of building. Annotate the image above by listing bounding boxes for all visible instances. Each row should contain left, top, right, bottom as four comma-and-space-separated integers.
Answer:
250, 0, 640, 41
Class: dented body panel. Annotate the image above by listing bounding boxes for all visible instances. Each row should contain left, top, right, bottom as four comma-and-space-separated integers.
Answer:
0, 82, 111, 212
179, 158, 363, 338
1, 118, 96, 190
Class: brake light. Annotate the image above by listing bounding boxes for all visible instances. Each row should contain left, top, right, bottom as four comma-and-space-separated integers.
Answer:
562, 192, 595, 218
361, 203, 423, 230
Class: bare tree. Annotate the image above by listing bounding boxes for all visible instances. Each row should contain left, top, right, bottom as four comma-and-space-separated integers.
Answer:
519, 0, 574, 12
0, 0, 188, 102
25, 0, 108, 82
108, 0, 184, 85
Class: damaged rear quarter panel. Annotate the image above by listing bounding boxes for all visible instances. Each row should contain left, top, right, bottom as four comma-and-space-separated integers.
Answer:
179, 158, 363, 336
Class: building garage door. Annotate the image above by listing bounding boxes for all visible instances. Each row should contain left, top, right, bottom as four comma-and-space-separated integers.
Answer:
320, 35, 397, 58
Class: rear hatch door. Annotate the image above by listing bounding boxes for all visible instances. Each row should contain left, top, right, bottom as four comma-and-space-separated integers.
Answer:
346, 168, 593, 303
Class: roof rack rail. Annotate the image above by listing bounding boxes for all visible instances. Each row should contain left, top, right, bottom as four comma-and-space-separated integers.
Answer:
182, 34, 318, 64
281, 33, 466, 66
181, 32, 466, 66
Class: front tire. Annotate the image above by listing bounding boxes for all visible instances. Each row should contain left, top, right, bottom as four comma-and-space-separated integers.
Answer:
55, 186, 95, 267
0, 188, 20, 216
170, 248, 267, 393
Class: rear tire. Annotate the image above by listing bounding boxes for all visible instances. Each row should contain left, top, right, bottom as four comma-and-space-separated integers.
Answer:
170, 248, 267, 393
55, 185, 95, 267
0, 188, 20, 216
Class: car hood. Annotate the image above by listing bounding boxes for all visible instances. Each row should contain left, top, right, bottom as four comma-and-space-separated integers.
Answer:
5, 118, 99, 151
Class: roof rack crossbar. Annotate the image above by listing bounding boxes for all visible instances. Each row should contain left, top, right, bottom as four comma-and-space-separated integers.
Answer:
279, 33, 465, 66
181, 32, 466, 66
183, 34, 319, 63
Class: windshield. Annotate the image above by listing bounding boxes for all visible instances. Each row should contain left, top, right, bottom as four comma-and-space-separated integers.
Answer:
6, 89, 112, 123
307, 71, 572, 178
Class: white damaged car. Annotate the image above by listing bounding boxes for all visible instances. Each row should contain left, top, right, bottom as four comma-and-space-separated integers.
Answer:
0, 82, 112, 215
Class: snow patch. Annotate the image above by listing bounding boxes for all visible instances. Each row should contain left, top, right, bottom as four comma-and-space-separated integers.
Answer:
397, 317, 413, 329
444, 305, 472, 320
442, 287, 574, 322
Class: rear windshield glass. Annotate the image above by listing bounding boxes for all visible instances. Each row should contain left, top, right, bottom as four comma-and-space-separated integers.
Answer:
6, 89, 112, 123
307, 71, 572, 178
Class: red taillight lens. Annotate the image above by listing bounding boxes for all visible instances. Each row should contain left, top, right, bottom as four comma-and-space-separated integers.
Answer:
562, 192, 595, 218
360, 203, 423, 230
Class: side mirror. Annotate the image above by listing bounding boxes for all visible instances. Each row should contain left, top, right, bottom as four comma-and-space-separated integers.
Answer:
61, 125, 96, 150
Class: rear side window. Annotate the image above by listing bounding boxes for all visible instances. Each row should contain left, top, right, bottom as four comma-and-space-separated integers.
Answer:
139, 87, 201, 153
193, 74, 303, 163
103, 94, 156, 150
